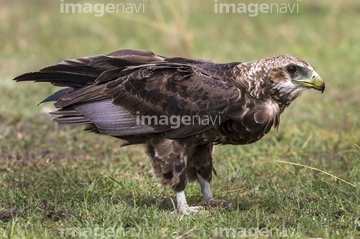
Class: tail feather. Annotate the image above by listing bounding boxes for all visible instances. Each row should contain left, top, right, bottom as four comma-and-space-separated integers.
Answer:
14, 72, 96, 88
40, 65, 100, 78
12, 49, 173, 140
38, 88, 73, 105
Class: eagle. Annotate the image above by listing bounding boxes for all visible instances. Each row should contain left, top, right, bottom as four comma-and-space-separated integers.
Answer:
14, 49, 325, 214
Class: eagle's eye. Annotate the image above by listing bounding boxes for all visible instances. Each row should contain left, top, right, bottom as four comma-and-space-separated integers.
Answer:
286, 65, 297, 74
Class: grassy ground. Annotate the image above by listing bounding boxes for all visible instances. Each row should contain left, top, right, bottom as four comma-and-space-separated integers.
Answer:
1, 0, 360, 238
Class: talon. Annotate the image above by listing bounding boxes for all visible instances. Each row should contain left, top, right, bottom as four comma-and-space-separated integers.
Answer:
198, 199, 232, 210
178, 205, 205, 215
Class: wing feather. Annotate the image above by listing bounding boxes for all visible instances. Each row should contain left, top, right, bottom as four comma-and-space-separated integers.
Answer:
14, 49, 281, 144
103, 64, 240, 137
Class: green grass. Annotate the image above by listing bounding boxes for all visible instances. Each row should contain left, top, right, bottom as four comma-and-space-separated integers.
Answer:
1, 0, 360, 238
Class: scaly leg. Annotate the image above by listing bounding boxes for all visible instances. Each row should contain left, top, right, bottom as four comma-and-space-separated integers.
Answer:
197, 174, 229, 209
176, 191, 204, 215
176, 176, 229, 214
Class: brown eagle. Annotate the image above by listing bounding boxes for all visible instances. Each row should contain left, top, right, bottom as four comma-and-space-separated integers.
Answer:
14, 49, 325, 214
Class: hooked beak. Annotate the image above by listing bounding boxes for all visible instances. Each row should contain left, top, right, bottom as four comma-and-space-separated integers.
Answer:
297, 70, 325, 93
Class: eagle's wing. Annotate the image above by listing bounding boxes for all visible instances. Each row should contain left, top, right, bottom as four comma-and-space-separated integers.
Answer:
109, 63, 245, 137
14, 49, 279, 142
50, 61, 242, 138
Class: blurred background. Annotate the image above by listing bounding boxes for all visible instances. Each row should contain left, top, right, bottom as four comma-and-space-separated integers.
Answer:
0, 0, 359, 237
1, 0, 359, 156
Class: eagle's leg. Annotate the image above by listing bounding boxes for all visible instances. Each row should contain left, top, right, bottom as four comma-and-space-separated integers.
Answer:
197, 174, 229, 208
146, 138, 202, 214
198, 174, 214, 201
189, 144, 229, 209
175, 191, 204, 215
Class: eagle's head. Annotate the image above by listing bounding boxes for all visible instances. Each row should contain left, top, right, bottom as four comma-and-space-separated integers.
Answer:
239, 54, 325, 110
267, 54, 325, 94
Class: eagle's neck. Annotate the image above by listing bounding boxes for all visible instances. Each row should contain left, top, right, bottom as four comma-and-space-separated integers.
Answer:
234, 62, 305, 112
271, 81, 305, 112
234, 61, 272, 99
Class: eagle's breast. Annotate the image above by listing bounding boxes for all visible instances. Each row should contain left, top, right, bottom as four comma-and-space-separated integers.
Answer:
196, 97, 280, 145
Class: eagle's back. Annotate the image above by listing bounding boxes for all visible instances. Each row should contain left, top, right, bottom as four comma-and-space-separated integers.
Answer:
14, 49, 280, 146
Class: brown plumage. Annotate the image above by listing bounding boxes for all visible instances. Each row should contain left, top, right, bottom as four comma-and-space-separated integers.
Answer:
14, 49, 325, 214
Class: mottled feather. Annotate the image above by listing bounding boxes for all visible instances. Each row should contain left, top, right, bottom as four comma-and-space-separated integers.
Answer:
14, 49, 324, 213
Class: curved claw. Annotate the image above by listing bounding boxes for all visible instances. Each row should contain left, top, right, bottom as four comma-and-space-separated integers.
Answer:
178, 205, 205, 215
198, 199, 232, 210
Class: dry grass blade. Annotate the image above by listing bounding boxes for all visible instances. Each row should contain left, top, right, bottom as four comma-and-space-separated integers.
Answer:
270, 160, 357, 188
